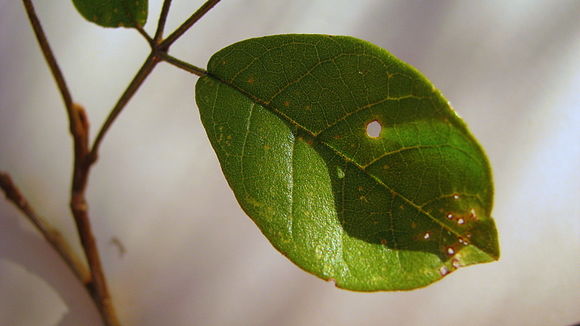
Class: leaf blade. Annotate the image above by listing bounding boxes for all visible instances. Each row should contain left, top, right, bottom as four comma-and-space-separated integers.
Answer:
72, 0, 147, 28
196, 34, 499, 291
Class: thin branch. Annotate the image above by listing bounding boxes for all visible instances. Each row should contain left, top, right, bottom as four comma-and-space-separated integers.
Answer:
69, 192, 120, 326
91, 0, 221, 162
68, 104, 121, 326
17, 1, 222, 325
21, 0, 74, 121
154, 0, 173, 42
160, 0, 221, 49
0, 172, 90, 284
89, 55, 158, 164
71, 103, 90, 192
89, 0, 220, 159
135, 25, 154, 48
22, 1, 121, 324
160, 53, 207, 77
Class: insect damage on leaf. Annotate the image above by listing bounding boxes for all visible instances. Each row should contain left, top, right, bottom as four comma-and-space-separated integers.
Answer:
195, 34, 499, 291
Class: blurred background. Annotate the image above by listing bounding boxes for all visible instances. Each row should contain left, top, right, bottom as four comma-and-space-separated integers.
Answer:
1, 0, 579, 325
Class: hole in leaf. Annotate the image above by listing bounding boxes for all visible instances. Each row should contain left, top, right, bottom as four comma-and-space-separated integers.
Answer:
366, 120, 381, 138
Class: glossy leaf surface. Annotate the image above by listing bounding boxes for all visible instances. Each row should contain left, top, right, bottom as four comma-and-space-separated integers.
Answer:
72, 0, 147, 28
195, 35, 499, 291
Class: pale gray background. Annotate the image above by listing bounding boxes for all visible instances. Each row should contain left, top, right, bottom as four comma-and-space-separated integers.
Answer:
1, 1, 579, 325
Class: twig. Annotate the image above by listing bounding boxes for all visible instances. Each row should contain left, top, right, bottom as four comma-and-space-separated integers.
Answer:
22, 1, 120, 325
135, 25, 154, 48
69, 104, 121, 326
0, 172, 90, 284
160, 53, 207, 77
21, 0, 73, 123
154, 0, 173, 42
160, 0, 221, 49
91, 0, 222, 162
89, 55, 158, 164
15, 0, 223, 325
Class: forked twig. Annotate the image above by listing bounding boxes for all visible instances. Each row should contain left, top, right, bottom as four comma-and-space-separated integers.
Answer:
21, 1, 120, 325
12, 0, 223, 325
91, 0, 221, 160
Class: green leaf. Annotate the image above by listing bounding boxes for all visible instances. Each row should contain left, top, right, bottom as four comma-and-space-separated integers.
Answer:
72, 0, 147, 28
195, 34, 499, 291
